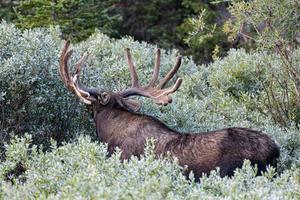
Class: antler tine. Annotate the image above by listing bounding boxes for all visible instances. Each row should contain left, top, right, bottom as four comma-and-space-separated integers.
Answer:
119, 50, 183, 106
59, 41, 73, 88
161, 78, 182, 95
71, 52, 90, 97
147, 48, 161, 88
125, 48, 139, 87
149, 78, 183, 105
59, 40, 96, 104
157, 56, 182, 89
74, 52, 89, 75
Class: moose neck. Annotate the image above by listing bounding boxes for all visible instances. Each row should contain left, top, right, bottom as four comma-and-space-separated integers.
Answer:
92, 106, 117, 140
92, 105, 178, 147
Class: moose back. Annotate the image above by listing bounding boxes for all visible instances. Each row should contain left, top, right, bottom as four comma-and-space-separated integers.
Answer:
59, 41, 279, 180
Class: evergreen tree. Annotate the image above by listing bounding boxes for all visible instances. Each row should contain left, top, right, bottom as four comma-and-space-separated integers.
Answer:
13, 0, 121, 41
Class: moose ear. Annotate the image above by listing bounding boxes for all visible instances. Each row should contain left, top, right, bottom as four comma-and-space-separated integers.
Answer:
98, 92, 110, 105
123, 99, 141, 112
116, 98, 141, 112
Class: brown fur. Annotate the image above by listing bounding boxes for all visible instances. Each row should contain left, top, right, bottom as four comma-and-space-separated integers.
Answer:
92, 93, 280, 180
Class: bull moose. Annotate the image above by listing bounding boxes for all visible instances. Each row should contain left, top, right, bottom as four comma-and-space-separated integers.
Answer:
59, 41, 279, 180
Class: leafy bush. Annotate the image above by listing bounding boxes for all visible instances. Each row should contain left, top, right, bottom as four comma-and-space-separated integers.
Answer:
224, 0, 300, 125
0, 135, 299, 199
0, 21, 299, 199
185, 0, 300, 125
182, 7, 230, 63
0, 21, 92, 153
205, 48, 300, 126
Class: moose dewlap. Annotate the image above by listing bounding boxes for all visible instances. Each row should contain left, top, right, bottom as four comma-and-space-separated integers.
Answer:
59, 41, 280, 180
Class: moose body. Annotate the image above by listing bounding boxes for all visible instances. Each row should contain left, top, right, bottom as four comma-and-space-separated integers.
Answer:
59, 41, 279, 180
94, 104, 279, 179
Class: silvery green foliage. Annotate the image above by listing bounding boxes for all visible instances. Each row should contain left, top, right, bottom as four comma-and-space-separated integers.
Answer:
0, 21, 299, 199
0, 136, 299, 200
0, 21, 93, 150
207, 48, 300, 125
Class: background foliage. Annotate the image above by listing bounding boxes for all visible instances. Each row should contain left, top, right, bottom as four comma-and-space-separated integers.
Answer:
1, 0, 121, 41
0, 21, 299, 198
223, 0, 300, 126
0, 0, 230, 63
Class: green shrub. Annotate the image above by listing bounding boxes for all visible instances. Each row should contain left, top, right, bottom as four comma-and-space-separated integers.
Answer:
223, 0, 300, 126
204, 48, 300, 125
182, 8, 230, 64
0, 135, 299, 199
184, 0, 300, 125
0, 21, 92, 153
0, 21, 299, 199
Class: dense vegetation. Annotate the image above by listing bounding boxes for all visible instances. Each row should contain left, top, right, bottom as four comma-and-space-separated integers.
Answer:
0, 0, 299, 198
1, 135, 299, 199
0, 21, 299, 198
0, 0, 230, 63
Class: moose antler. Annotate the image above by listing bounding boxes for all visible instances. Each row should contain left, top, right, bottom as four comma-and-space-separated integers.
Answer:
119, 48, 183, 105
59, 41, 97, 104
60, 41, 183, 107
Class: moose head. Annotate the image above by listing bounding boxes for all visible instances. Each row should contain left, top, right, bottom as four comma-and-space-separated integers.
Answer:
59, 41, 182, 113
59, 41, 279, 180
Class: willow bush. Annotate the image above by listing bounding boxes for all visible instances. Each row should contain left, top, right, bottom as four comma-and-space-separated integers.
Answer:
185, 0, 300, 125
0, 135, 299, 199
0, 21, 92, 153
0, 21, 299, 199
